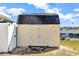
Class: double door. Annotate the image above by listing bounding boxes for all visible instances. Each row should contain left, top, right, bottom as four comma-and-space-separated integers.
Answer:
26, 25, 53, 46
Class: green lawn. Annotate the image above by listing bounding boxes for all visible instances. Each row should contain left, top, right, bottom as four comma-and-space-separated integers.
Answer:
61, 39, 79, 52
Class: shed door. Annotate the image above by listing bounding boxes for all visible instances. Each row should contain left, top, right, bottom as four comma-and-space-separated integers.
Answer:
37, 25, 53, 46
26, 25, 38, 46
36, 25, 49, 46
26, 25, 53, 46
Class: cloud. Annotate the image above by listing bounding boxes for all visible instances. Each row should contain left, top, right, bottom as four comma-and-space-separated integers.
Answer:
61, 14, 74, 20
45, 8, 61, 13
61, 14, 75, 22
75, 14, 79, 16
0, 6, 26, 19
29, 3, 49, 11
0, 6, 7, 13
74, 8, 79, 11
0, 6, 11, 18
6, 8, 26, 16
29, 3, 61, 13
28, 3, 65, 19
61, 13, 79, 23
29, 3, 79, 23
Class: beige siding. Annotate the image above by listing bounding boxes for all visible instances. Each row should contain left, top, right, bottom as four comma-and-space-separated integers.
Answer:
26, 25, 38, 46
50, 25, 60, 47
17, 24, 60, 47
17, 25, 27, 46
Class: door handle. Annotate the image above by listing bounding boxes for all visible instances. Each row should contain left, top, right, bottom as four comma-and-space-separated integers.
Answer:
14, 35, 16, 37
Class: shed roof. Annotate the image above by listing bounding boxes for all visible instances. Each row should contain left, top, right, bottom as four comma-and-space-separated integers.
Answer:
17, 13, 60, 24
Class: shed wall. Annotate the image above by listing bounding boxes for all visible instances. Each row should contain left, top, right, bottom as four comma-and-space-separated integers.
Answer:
17, 24, 60, 47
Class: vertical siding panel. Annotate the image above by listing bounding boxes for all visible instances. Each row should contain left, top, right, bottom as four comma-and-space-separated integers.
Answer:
17, 25, 60, 47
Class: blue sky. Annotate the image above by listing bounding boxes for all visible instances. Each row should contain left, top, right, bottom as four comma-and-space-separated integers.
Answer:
0, 3, 79, 27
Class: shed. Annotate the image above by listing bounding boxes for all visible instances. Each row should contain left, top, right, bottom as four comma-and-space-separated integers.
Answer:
17, 13, 60, 48
0, 13, 17, 52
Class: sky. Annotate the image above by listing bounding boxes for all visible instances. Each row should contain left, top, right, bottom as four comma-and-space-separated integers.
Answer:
0, 3, 79, 27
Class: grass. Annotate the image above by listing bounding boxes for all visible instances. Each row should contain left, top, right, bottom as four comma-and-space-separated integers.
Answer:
61, 39, 79, 52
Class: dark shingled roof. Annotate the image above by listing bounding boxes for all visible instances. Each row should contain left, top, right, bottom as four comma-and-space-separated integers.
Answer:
17, 13, 60, 24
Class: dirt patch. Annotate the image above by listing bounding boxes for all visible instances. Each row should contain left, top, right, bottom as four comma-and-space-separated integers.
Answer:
44, 45, 79, 56
10, 47, 58, 55
0, 45, 79, 56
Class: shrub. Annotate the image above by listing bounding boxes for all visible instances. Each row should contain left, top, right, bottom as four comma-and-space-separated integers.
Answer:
61, 37, 65, 40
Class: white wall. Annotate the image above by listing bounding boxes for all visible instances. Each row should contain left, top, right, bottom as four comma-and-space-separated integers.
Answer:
0, 23, 8, 52
0, 23, 17, 52
8, 23, 17, 51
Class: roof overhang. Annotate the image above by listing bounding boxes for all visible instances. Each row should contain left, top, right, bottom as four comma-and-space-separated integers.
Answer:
0, 12, 14, 23
0, 12, 10, 19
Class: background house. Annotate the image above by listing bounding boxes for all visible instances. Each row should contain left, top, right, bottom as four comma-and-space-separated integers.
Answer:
60, 27, 79, 39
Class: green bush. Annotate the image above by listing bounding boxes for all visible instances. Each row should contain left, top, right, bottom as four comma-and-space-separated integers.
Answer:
61, 37, 65, 40
66, 38, 70, 41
